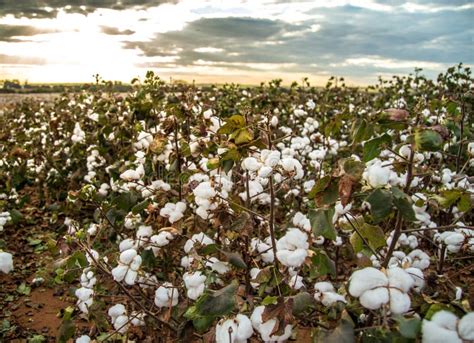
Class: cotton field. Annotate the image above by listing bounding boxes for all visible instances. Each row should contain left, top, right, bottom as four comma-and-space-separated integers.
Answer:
0, 66, 473, 342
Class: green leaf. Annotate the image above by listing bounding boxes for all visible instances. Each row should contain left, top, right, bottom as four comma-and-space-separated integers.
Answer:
366, 188, 393, 222
308, 176, 331, 199
113, 191, 138, 212
141, 249, 156, 269
9, 209, 23, 224
342, 158, 365, 180
396, 316, 421, 339
391, 187, 417, 221
414, 129, 444, 152
458, 194, 472, 212
17, 283, 31, 296
262, 295, 279, 306
292, 292, 313, 315
363, 134, 392, 162
309, 208, 336, 240
350, 223, 386, 254
325, 311, 355, 343
57, 319, 75, 343
311, 250, 336, 277
185, 281, 238, 323
224, 252, 247, 269
231, 128, 253, 145
131, 199, 150, 214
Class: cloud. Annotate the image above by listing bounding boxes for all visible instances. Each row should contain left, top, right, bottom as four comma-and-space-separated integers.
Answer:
101, 26, 135, 35
0, 24, 57, 42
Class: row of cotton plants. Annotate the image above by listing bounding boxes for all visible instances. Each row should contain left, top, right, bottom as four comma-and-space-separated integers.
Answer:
0, 66, 473, 342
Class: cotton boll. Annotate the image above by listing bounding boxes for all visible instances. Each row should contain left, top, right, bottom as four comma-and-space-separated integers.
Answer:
119, 238, 135, 252
216, 314, 253, 343
358, 287, 389, 310
408, 249, 430, 270
349, 267, 388, 297
387, 267, 414, 293
458, 312, 474, 340
251, 306, 293, 342
289, 274, 304, 290
184, 271, 206, 300
155, 283, 179, 308
314, 282, 346, 306
0, 251, 13, 274
75, 335, 91, 343
422, 318, 461, 343
184, 233, 214, 253
363, 160, 391, 188
276, 229, 309, 268
389, 289, 411, 314
120, 249, 138, 264
431, 310, 459, 331
114, 314, 129, 333
405, 267, 425, 292
242, 157, 262, 172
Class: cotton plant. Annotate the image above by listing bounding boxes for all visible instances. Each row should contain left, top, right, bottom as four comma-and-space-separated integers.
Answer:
75, 287, 94, 314
0, 211, 11, 231
276, 228, 309, 268
422, 311, 474, 343
348, 267, 417, 314
159, 201, 186, 223
0, 251, 13, 274
183, 271, 207, 300
111, 248, 142, 285
108, 304, 129, 334
251, 306, 293, 342
215, 314, 254, 343
154, 282, 179, 308
314, 281, 347, 306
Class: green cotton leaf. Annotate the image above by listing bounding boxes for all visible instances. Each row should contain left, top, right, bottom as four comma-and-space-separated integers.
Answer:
192, 316, 216, 334
217, 114, 246, 135
391, 187, 417, 221
349, 223, 386, 254
112, 191, 139, 212
262, 295, 279, 306
292, 292, 314, 315
351, 118, 369, 144
396, 316, 421, 339
17, 283, 31, 295
57, 319, 75, 343
308, 176, 332, 199
414, 129, 444, 152
131, 199, 150, 214
231, 128, 254, 145
193, 281, 238, 318
309, 208, 336, 240
224, 252, 248, 269
9, 209, 23, 224
325, 311, 355, 343
363, 134, 392, 162
315, 180, 339, 206
206, 157, 220, 171
342, 158, 365, 181
311, 250, 336, 277
366, 188, 393, 222
432, 190, 462, 208
254, 266, 273, 284
458, 194, 472, 212
140, 249, 157, 269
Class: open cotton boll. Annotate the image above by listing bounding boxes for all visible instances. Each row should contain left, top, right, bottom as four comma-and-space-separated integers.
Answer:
154, 282, 179, 308
422, 311, 462, 343
183, 271, 206, 300
75, 335, 91, 343
119, 238, 136, 252
359, 287, 389, 310
215, 314, 253, 343
349, 267, 388, 297
314, 282, 346, 306
276, 229, 309, 268
292, 212, 311, 232
242, 157, 262, 172
264, 150, 281, 167
405, 267, 425, 292
184, 233, 215, 253
389, 288, 411, 314
387, 267, 414, 293
206, 257, 230, 274
363, 160, 392, 188
408, 249, 430, 270
289, 274, 304, 290
75, 287, 94, 314
458, 312, 474, 340
0, 251, 13, 274
251, 306, 293, 342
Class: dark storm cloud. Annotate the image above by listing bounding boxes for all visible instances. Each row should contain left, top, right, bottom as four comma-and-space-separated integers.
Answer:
101, 26, 135, 35
0, 24, 57, 42
0, 0, 178, 18
124, 3, 473, 79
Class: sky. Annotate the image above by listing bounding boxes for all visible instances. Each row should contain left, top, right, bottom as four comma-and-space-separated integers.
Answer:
0, 0, 472, 85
